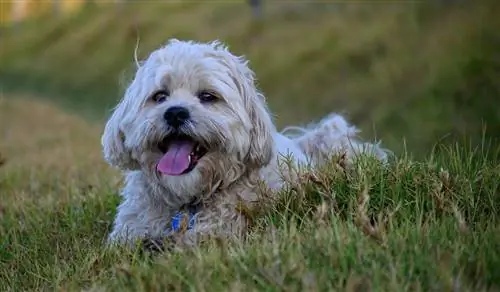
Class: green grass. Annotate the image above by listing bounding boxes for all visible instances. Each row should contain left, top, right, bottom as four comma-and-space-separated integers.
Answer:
0, 98, 498, 291
1, 1, 499, 156
1, 128, 499, 290
1, 1, 500, 291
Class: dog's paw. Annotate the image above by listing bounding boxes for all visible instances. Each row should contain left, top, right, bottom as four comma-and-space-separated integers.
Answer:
141, 237, 174, 254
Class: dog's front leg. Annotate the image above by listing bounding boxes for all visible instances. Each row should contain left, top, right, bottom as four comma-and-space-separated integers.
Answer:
170, 204, 250, 248
107, 196, 173, 249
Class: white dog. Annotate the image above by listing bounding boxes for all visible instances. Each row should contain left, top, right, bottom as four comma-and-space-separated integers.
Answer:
101, 39, 388, 250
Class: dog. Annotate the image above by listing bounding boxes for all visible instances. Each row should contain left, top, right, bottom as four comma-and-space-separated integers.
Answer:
101, 39, 388, 250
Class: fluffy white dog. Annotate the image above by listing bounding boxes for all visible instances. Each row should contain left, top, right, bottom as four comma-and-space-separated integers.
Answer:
102, 39, 388, 250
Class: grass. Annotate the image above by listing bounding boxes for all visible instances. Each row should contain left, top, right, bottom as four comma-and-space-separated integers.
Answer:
0, 1, 499, 156
1, 1, 500, 291
0, 97, 499, 291
0, 98, 500, 291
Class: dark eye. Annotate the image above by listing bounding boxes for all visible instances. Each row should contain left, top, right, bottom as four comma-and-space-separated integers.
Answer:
197, 91, 218, 103
152, 90, 169, 103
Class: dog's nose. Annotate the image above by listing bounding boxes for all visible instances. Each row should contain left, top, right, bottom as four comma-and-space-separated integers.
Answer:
164, 106, 190, 128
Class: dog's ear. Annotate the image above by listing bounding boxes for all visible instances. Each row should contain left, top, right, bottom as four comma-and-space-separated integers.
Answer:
101, 97, 139, 170
244, 87, 275, 168
210, 41, 275, 168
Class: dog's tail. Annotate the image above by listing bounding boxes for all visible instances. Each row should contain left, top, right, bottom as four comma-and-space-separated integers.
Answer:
281, 113, 390, 166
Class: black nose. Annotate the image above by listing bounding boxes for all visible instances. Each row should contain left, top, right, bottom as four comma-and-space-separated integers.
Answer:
164, 106, 190, 128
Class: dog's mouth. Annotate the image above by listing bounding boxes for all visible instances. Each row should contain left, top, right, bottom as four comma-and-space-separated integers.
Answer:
156, 134, 208, 176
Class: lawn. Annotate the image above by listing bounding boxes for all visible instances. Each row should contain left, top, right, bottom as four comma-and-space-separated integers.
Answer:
1, 97, 499, 290
0, 1, 499, 291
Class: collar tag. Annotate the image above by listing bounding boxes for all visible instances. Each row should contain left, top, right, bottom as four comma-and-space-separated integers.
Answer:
170, 211, 196, 232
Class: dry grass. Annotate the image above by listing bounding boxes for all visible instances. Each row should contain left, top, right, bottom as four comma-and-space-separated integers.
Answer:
0, 96, 118, 209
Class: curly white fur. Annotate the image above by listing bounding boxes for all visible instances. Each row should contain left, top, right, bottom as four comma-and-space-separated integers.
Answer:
101, 39, 389, 248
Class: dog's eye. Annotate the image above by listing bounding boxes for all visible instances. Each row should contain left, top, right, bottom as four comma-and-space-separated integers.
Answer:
197, 91, 218, 103
152, 91, 169, 103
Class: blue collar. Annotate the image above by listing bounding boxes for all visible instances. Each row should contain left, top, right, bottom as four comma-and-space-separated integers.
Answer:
169, 204, 199, 232
170, 211, 196, 232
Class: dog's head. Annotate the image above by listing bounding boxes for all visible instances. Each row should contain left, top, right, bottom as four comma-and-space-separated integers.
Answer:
102, 39, 275, 202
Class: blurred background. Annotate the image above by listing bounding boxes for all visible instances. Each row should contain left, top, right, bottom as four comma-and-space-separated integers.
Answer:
0, 0, 499, 158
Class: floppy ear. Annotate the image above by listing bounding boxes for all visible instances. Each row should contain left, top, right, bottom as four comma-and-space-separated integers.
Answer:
244, 85, 275, 168
101, 97, 139, 170
211, 41, 275, 168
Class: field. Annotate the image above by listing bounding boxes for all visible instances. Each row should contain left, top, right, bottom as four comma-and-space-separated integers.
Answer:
0, 1, 499, 291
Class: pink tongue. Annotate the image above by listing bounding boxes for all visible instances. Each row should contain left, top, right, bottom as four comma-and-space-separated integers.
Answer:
157, 140, 195, 175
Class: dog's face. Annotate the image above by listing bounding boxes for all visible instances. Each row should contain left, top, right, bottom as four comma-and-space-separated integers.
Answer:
102, 39, 275, 204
